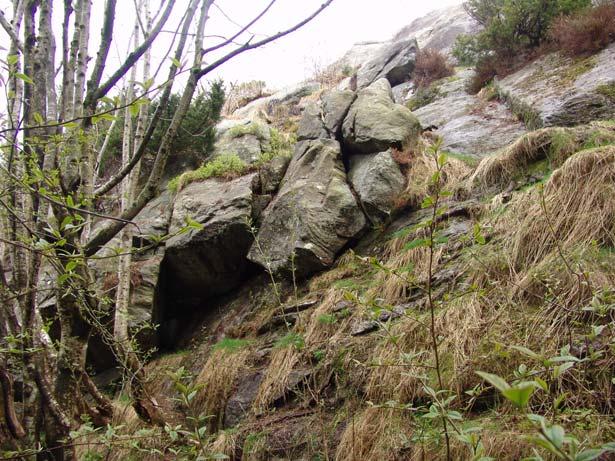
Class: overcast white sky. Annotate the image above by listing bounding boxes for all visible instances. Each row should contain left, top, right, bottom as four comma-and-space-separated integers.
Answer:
0, 0, 464, 94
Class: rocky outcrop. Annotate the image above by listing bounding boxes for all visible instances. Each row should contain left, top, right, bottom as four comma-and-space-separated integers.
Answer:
214, 120, 271, 164
391, 5, 479, 55
496, 44, 615, 127
343, 79, 420, 155
413, 69, 527, 157
232, 81, 321, 120
356, 38, 418, 89
163, 174, 261, 307
297, 89, 356, 141
348, 149, 406, 224
247, 139, 366, 278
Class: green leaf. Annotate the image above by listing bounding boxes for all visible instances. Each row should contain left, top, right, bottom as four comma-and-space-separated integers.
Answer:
421, 196, 435, 209
553, 362, 575, 379
65, 260, 78, 272
542, 424, 565, 449
171, 57, 181, 68
7, 54, 19, 66
473, 223, 486, 245
143, 77, 154, 90
33, 112, 44, 125
15, 72, 33, 84
476, 371, 510, 392
510, 345, 541, 361
575, 449, 605, 461
438, 153, 448, 167
501, 384, 535, 408
534, 377, 549, 392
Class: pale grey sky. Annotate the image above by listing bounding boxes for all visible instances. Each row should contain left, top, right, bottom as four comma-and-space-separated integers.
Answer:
0, 0, 464, 96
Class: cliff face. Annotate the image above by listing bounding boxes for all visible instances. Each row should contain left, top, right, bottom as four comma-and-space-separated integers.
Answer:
87, 5, 615, 460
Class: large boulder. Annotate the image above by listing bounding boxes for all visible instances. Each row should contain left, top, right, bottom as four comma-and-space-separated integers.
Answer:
163, 174, 261, 308
214, 120, 271, 164
496, 44, 615, 127
356, 38, 418, 89
342, 79, 420, 155
297, 89, 356, 141
247, 139, 366, 278
348, 150, 406, 224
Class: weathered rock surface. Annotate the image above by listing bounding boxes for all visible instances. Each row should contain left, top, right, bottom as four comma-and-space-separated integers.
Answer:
297, 89, 356, 141
247, 139, 366, 278
164, 174, 260, 306
496, 44, 615, 127
214, 120, 271, 164
232, 81, 321, 120
356, 38, 418, 89
343, 79, 420, 155
391, 5, 479, 55
413, 70, 527, 157
348, 150, 406, 224
335, 41, 386, 71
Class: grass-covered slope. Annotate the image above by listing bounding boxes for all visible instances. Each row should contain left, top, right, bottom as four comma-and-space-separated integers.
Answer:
83, 125, 615, 460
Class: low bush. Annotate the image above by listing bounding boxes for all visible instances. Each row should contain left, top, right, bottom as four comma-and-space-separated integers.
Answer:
550, 2, 615, 56
467, 56, 499, 95
413, 48, 454, 88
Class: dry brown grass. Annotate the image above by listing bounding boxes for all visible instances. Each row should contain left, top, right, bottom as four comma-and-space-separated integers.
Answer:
252, 345, 301, 413
209, 429, 240, 459
367, 229, 443, 305
193, 347, 251, 430
335, 406, 412, 461
396, 141, 473, 211
508, 146, 615, 270
468, 124, 615, 192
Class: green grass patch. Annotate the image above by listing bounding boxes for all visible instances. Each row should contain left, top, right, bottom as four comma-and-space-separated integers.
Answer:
168, 153, 247, 192
211, 337, 252, 353
407, 84, 442, 111
596, 82, 615, 101
274, 332, 305, 351
444, 150, 480, 167
227, 122, 269, 140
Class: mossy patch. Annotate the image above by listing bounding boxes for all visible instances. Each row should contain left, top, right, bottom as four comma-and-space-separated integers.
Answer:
168, 153, 248, 192
596, 82, 615, 101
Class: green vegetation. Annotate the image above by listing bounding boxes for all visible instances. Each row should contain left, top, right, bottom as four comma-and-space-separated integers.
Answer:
406, 84, 442, 111
227, 121, 270, 140
211, 337, 252, 353
168, 153, 247, 192
596, 82, 615, 101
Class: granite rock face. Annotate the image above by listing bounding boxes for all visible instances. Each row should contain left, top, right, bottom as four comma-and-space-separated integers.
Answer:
348, 149, 406, 224
413, 69, 527, 157
496, 44, 615, 127
247, 139, 366, 278
342, 79, 421, 155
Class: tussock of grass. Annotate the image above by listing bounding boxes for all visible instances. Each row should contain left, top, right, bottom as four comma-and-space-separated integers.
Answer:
367, 230, 443, 304
396, 141, 473, 211
227, 121, 270, 140
508, 146, 615, 270
193, 346, 251, 431
168, 153, 247, 192
468, 124, 615, 191
335, 407, 412, 461
252, 345, 301, 413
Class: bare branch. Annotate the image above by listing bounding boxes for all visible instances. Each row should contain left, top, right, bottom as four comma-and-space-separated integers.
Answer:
0, 10, 24, 52
202, 0, 276, 55
197, 0, 334, 79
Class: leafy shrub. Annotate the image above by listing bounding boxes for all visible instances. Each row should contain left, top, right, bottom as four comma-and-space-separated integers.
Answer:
457, 0, 591, 92
466, 56, 499, 94
413, 48, 454, 88
168, 153, 247, 192
550, 2, 615, 56
452, 34, 485, 66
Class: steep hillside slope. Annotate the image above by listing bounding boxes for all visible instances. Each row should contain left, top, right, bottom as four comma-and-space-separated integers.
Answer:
68, 5, 615, 461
